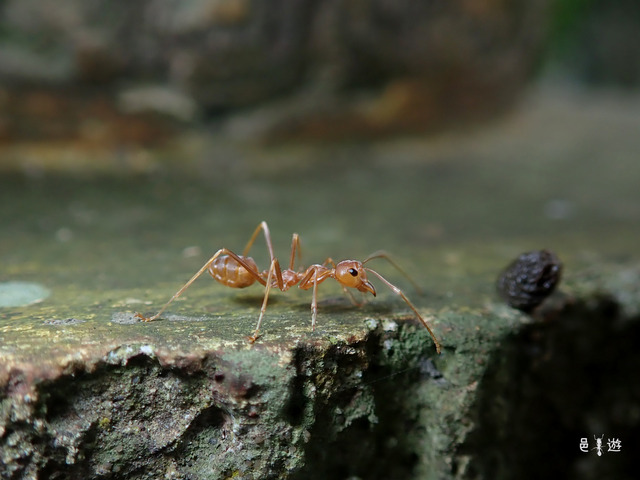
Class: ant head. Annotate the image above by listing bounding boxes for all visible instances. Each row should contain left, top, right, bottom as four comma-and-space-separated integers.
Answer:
335, 260, 376, 296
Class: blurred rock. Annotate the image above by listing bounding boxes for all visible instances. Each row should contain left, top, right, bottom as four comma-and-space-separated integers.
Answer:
0, 88, 181, 148
0, 0, 551, 141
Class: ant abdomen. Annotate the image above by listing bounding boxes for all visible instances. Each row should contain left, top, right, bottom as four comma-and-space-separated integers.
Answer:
209, 255, 258, 288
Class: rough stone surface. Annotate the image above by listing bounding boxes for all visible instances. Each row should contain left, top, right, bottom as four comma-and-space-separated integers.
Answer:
2, 271, 638, 479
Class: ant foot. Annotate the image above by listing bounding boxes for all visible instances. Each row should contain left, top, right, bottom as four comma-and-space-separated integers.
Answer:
247, 333, 261, 344
134, 312, 153, 322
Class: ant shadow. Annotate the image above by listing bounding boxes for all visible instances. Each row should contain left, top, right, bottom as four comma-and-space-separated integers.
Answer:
231, 292, 394, 316
232, 293, 284, 307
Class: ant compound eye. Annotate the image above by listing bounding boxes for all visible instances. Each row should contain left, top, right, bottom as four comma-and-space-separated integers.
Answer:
348, 268, 358, 277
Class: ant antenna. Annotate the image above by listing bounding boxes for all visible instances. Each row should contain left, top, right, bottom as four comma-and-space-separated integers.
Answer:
365, 267, 441, 353
363, 250, 423, 294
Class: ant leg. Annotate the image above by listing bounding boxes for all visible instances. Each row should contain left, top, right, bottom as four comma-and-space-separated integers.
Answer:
136, 248, 265, 322
363, 250, 423, 294
136, 249, 225, 322
342, 287, 365, 307
289, 233, 302, 270
322, 257, 337, 268
242, 221, 288, 289
243, 221, 276, 261
249, 258, 280, 343
298, 265, 332, 329
365, 268, 442, 354
298, 265, 320, 330
311, 267, 319, 330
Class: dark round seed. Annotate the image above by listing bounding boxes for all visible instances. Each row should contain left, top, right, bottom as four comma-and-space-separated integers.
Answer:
497, 250, 563, 312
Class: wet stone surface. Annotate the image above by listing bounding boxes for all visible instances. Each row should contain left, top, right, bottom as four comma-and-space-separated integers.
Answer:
0, 281, 50, 307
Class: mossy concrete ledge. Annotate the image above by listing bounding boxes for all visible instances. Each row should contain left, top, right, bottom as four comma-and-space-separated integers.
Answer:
1, 263, 639, 479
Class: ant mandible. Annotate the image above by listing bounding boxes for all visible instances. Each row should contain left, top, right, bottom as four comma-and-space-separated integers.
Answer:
135, 221, 441, 353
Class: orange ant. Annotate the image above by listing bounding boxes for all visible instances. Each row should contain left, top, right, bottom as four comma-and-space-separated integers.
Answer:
135, 221, 441, 353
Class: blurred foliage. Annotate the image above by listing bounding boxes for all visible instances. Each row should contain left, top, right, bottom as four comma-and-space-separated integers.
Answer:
548, 0, 593, 49
548, 0, 640, 87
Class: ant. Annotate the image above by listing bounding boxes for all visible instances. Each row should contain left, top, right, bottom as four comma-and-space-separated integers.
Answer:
136, 221, 441, 353
593, 434, 604, 456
